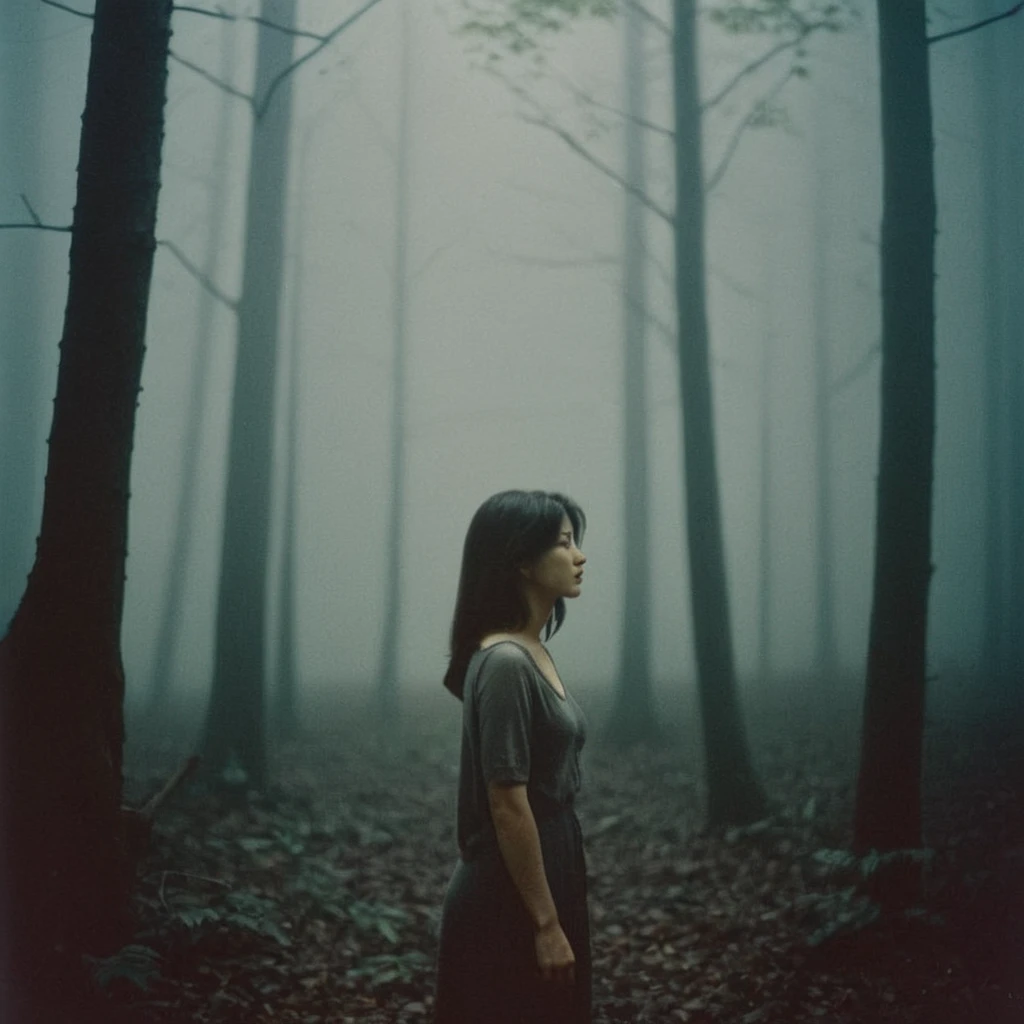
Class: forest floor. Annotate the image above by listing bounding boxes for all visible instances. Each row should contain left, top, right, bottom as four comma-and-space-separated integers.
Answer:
91, 677, 1022, 1024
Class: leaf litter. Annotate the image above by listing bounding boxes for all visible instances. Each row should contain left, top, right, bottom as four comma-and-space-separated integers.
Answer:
104, 680, 1021, 1023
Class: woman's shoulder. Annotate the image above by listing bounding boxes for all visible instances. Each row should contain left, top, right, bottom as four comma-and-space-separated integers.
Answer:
472, 637, 538, 677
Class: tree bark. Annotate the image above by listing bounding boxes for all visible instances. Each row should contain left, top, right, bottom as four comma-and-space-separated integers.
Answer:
854, 0, 936, 859
203, 0, 296, 786
0, 0, 172, 1007
672, 0, 766, 826
607, 0, 659, 745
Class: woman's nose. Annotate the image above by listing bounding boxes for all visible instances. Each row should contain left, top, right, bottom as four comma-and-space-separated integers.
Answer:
575, 549, 586, 565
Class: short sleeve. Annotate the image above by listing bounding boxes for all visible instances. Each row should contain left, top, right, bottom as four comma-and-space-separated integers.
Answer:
476, 647, 534, 786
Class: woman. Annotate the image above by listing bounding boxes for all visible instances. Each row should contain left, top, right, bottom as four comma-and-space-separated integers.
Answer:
434, 490, 591, 1024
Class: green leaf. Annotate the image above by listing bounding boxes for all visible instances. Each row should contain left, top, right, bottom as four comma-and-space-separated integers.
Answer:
87, 944, 162, 992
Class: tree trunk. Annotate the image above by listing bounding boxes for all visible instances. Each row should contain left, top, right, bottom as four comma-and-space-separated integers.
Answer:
672, 0, 766, 826
274, 141, 306, 739
203, 0, 296, 786
377, 0, 413, 720
757, 266, 773, 682
0, 0, 172, 1007
854, 0, 936, 862
607, 0, 659, 745
0, 0, 47, 628
150, 21, 238, 716
810, 94, 839, 682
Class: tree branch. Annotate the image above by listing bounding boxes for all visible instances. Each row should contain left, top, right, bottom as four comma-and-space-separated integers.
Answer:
39, 0, 92, 19
702, 18, 831, 112
928, 1, 1023, 44
158, 239, 239, 311
173, 5, 327, 42
705, 68, 793, 194
489, 67, 675, 226
624, 0, 671, 38
254, 0, 387, 120
831, 342, 880, 396
552, 69, 674, 139
170, 49, 255, 107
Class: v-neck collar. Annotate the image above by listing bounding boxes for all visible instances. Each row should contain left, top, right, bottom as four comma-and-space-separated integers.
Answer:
478, 638, 568, 702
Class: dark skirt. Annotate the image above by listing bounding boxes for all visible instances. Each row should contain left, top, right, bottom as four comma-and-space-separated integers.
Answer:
434, 806, 591, 1024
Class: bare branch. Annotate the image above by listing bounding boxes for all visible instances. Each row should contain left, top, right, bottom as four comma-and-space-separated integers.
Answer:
173, 5, 327, 42
0, 216, 71, 234
552, 69, 674, 139
489, 66, 675, 226
20, 194, 43, 225
705, 69, 793, 194
624, 0, 671, 38
254, 0, 387, 120
928, 1, 1023, 44
39, 0, 92, 19
158, 239, 239, 311
831, 342, 880, 396
702, 14, 835, 114
170, 49, 254, 106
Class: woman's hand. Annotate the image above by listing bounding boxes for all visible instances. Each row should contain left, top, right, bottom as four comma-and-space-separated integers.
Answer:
535, 919, 576, 984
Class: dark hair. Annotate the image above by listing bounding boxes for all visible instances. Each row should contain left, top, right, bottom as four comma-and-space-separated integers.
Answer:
443, 490, 586, 699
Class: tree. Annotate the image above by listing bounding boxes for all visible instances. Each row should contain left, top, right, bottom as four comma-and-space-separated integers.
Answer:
460, 0, 845, 822
853, 0, 1024, 871
376, 0, 414, 720
605, 0, 660, 745
0, 0, 173, 1008
149, 19, 240, 716
202, 0, 298, 788
670, 0, 766, 825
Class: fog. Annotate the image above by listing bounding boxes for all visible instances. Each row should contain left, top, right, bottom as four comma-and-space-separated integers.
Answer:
2, 0, 1019, 708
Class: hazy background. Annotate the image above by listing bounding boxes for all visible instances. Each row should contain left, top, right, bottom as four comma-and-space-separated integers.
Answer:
2, 0, 1012, 710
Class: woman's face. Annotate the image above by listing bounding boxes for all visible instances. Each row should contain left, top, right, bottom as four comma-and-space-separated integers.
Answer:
521, 515, 586, 600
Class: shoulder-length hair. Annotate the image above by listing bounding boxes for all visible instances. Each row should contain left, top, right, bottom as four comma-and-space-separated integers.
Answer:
443, 490, 586, 699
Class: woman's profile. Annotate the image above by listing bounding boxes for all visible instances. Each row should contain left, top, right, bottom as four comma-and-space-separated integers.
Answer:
434, 489, 591, 1024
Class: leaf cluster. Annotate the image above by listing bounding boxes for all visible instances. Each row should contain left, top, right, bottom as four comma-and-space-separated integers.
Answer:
707, 0, 852, 36
460, 0, 617, 59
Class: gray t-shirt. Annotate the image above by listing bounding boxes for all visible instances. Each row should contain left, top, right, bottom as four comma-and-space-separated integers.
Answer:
456, 640, 587, 858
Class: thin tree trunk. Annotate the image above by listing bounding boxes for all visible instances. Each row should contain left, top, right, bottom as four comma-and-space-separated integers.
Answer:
854, 0, 936, 865
203, 0, 296, 786
0, 0, 47, 628
150, 22, 238, 715
377, 0, 412, 719
672, 0, 766, 826
274, 147, 306, 739
607, 0, 658, 745
0, 0, 172, 1007
811, 96, 838, 681
757, 274, 773, 682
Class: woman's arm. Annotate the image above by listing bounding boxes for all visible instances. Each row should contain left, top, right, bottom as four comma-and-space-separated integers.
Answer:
488, 781, 576, 984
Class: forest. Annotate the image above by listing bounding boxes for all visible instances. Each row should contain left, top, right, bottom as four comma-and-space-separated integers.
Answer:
0, 0, 1021, 1021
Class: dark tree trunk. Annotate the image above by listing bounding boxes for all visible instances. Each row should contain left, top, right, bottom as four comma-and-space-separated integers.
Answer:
377, 0, 413, 720
672, 0, 766, 826
150, 22, 238, 716
854, 0, 936, 859
1000, 19, 1024, 693
607, 0, 659, 745
0, 0, 47, 628
0, 0, 172, 1008
203, 0, 296, 786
